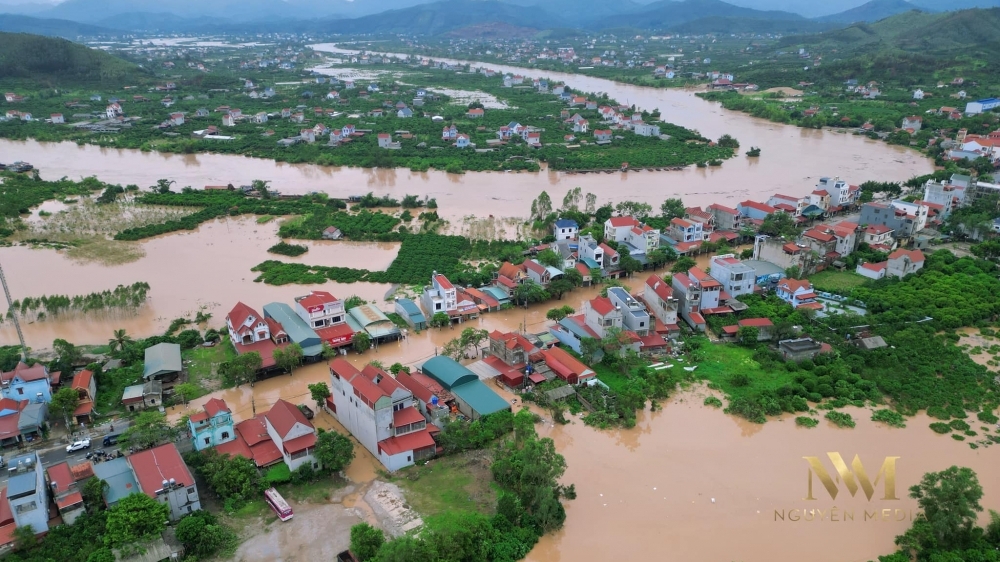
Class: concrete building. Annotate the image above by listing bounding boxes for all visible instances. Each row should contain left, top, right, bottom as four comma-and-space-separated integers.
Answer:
643, 274, 679, 332
553, 218, 579, 241
420, 357, 511, 420
328, 360, 436, 472
709, 254, 755, 298
128, 444, 201, 521
2, 453, 48, 537
775, 279, 823, 311
886, 249, 925, 278
583, 296, 623, 338
293, 291, 346, 330
859, 200, 929, 240
0, 363, 55, 404
142, 343, 181, 382
188, 398, 235, 451
708, 204, 741, 232
607, 287, 651, 336
422, 272, 458, 317
778, 338, 830, 362
263, 399, 318, 471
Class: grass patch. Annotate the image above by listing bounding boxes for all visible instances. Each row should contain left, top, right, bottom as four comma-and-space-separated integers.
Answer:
871, 409, 906, 428
978, 410, 999, 424
264, 463, 292, 485
796, 416, 819, 428
277, 477, 347, 503
388, 452, 495, 520
693, 343, 795, 399
256, 215, 275, 224
807, 270, 868, 292
703, 396, 723, 408
182, 342, 237, 394
825, 411, 856, 428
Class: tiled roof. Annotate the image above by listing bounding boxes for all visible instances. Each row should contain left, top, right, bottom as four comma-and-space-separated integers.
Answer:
778, 279, 813, 293
608, 217, 638, 228
589, 296, 616, 316
645, 274, 673, 300
228, 301, 259, 331
393, 407, 426, 427
72, 370, 93, 391
203, 397, 230, 417
265, 399, 313, 439
708, 203, 739, 215
282, 432, 316, 454
129, 444, 194, 498
888, 248, 925, 262
378, 428, 436, 456
297, 291, 337, 309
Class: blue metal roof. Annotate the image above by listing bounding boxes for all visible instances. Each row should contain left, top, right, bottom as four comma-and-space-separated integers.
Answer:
580, 257, 600, 269
395, 298, 424, 321
554, 219, 578, 229
93, 457, 140, 505
263, 302, 323, 356
7, 471, 37, 499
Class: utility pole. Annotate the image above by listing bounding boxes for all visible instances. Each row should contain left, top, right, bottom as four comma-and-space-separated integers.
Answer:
0, 260, 27, 360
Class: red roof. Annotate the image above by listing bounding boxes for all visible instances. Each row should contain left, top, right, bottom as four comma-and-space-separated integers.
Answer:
797, 292, 818, 300
523, 259, 547, 275
463, 286, 500, 308
722, 325, 739, 335
378, 428, 436, 456
73, 401, 94, 416
361, 364, 407, 397
645, 274, 673, 300
608, 216, 639, 228
689, 311, 706, 325
393, 407, 426, 427
782, 243, 802, 253
316, 322, 355, 346
396, 370, 434, 405
234, 339, 279, 368
203, 397, 230, 417
282, 432, 317, 454
778, 278, 812, 293
265, 399, 314, 439
545, 347, 593, 380
589, 296, 616, 316
738, 318, 773, 328
639, 333, 668, 349
860, 261, 887, 272
688, 267, 722, 289
215, 437, 254, 463
298, 291, 337, 310
740, 200, 776, 214
888, 248, 925, 262
434, 274, 454, 290
72, 370, 93, 391
56, 491, 83, 511
598, 243, 618, 257
804, 229, 835, 243
228, 301, 259, 331
797, 302, 825, 311
47, 462, 74, 494
865, 224, 893, 235
497, 275, 517, 289
129, 444, 194, 497
70, 462, 94, 482
265, 317, 285, 337
708, 203, 739, 215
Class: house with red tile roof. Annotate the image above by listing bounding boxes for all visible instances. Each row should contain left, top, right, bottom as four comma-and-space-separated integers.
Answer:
422, 272, 459, 320
0, 362, 56, 403
721, 318, 775, 341
886, 248, 925, 278
264, 399, 318, 471
775, 279, 823, 311
71, 369, 96, 425
539, 347, 595, 385
708, 203, 741, 232
188, 397, 235, 451
128, 443, 201, 520
293, 290, 346, 330
737, 200, 776, 222
583, 296, 623, 338
643, 274, 680, 334
328, 360, 436, 472
488, 330, 538, 368
856, 260, 887, 280
45, 461, 92, 524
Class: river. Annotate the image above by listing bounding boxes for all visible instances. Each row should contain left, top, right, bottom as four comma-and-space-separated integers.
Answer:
0, 52, 965, 562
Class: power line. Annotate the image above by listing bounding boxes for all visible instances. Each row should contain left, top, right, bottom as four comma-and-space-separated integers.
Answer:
0, 260, 27, 360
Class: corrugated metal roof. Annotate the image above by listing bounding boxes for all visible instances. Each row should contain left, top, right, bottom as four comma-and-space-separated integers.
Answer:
452, 379, 511, 417
92, 457, 139, 504
395, 298, 424, 320
263, 302, 323, 356
349, 304, 400, 339
143, 343, 181, 379
420, 356, 478, 390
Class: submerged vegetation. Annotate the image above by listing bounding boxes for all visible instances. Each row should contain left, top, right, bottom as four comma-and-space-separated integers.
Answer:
4, 282, 150, 322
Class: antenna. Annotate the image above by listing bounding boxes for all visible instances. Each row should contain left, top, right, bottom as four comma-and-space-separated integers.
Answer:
0, 261, 27, 360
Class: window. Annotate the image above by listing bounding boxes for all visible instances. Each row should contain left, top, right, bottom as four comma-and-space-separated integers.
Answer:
332, 316, 342, 323
639, 322, 645, 327
187, 506, 193, 512
204, 437, 210, 445
221, 431, 230, 440
187, 487, 195, 494
16, 388, 22, 395
435, 303, 442, 310
314, 320, 324, 328
407, 455, 412, 462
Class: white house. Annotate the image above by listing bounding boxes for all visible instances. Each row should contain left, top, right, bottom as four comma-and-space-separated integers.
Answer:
442, 125, 458, 140
329, 360, 436, 472
263, 399, 318, 471
583, 296, 623, 339
169, 112, 184, 126
293, 290, 345, 329
50, 113, 64, 124
378, 133, 392, 148
553, 218, 578, 241
106, 103, 122, 119
226, 302, 270, 346
643, 274, 679, 331
775, 279, 823, 311
709, 254, 755, 297
886, 249, 925, 278
455, 134, 470, 148
222, 113, 236, 127
913, 89, 924, 100
901, 116, 922, 132
634, 123, 660, 137
856, 261, 887, 280
421, 272, 457, 317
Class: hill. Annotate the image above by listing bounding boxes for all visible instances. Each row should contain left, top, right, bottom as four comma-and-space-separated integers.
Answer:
668, 15, 834, 33
618, 0, 805, 31
0, 32, 148, 85
0, 14, 120, 37
818, 0, 927, 23
307, 0, 566, 35
785, 7, 1000, 55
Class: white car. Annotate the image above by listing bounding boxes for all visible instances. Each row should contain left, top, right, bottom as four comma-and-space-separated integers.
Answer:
66, 439, 91, 453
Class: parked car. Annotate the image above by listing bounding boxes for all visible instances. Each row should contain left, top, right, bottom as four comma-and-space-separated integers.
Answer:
66, 439, 91, 453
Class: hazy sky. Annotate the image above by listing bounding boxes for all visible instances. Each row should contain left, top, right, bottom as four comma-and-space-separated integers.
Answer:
1, 0, 875, 9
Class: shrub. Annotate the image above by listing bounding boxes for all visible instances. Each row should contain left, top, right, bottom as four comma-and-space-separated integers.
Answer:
267, 242, 308, 257
929, 422, 952, 434
977, 410, 998, 424
265, 463, 292, 485
703, 396, 723, 408
948, 419, 970, 431
824, 411, 855, 428
871, 409, 906, 428
796, 416, 818, 428
951, 434, 965, 441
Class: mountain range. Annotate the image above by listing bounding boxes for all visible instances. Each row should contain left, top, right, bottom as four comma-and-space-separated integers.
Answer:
2, 0, 1000, 36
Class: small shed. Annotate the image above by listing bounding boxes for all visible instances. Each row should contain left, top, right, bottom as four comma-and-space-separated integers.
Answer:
394, 298, 426, 330
778, 338, 830, 361
856, 336, 887, 350
543, 385, 577, 402
322, 226, 343, 240
348, 304, 401, 343
420, 356, 511, 420
17, 402, 47, 438
143, 343, 181, 382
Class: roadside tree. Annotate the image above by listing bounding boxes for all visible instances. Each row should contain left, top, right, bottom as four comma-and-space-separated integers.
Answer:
314, 430, 355, 472
49, 387, 80, 430
103, 493, 169, 547
350, 523, 386, 562
308, 382, 331, 407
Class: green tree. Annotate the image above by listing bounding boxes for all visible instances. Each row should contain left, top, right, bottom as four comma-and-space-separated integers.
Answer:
546, 305, 574, 322
149, 179, 175, 193
535, 249, 563, 268
647, 247, 675, 269
671, 256, 696, 274
251, 179, 271, 198
120, 410, 176, 449
737, 326, 759, 345
580, 337, 602, 364
315, 430, 355, 472
176, 511, 236, 559
308, 382, 331, 407
108, 329, 133, 353
561, 186, 582, 211
660, 197, 685, 220
530, 191, 553, 222
353, 332, 372, 353
759, 212, 798, 238
53, 338, 82, 367
429, 312, 450, 328
785, 266, 801, 279
50, 386, 80, 430
173, 382, 199, 405
896, 466, 984, 554
614, 201, 653, 220
350, 523, 386, 562
547, 278, 575, 299
103, 493, 169, 547
81, 477, 109, 514
459, 328, 489, 357
321, 341, 338, 360
563, 267, 583, 287
275, 342, 303, 374
192, 449, 263, 511
373, 536, 434, 561
619, 253, 642, 277
513, 280, 549, 307
13, 525, 36, 552
717, 134, 740, 148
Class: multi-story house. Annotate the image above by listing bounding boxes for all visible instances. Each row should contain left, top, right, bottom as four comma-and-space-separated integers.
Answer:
669, 218, 703, 243
3, 453, 49, 538
583, 297, 623, 338
188, 398, 235, 451
859, 200, 929, 240
226, 302, 271, 347
775, 279, 823, 311
643, 274, 679, 332
263, 399, 319, 471
604, 216, 639, 241
767, 194, 805, 216
709, 254, 755, 297
687, 267, 723, 311
607, 287, 651, 336
421, 272, 458, 318
671, 271, 706, 331
708, 204, 741, 232
488, 331, 537, 368
804, 189, 831, 213
293, 290, 346, 330
922, 177, 968, 217
577, 234, 605, 270
523, 259, 561, 286
599, 243, 620, 271
71, 369, 96, 425
683, 207, 715, 236
45, 460, 89, 525
816, 176, 861, 209
737, 200, 776, 222
863, 224, 896, 251
0, 362, 54, 404
886, 249, 925, 278
553, 218, 579, 241
128, 443, 201, 521
328, 360, 436, 471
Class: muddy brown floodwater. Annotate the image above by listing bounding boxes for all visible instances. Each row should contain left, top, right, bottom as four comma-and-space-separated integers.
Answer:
0, 54, 965, 562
